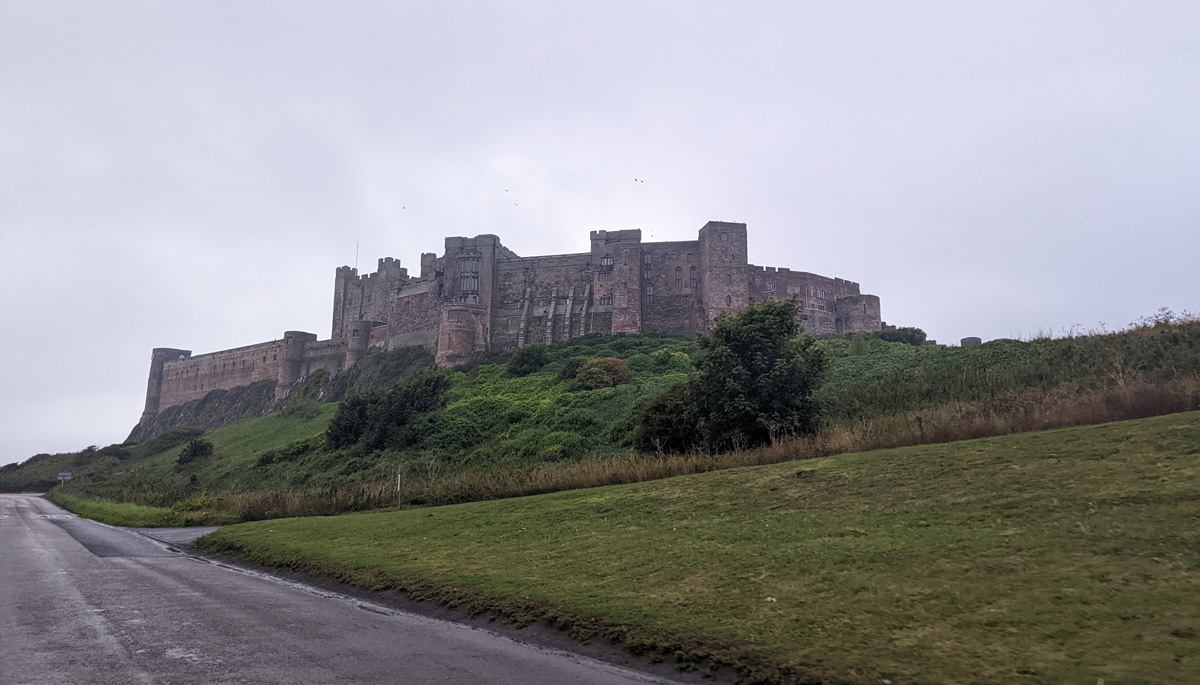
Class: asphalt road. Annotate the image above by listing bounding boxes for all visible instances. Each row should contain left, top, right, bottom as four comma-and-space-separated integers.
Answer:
0, 494, 688, 685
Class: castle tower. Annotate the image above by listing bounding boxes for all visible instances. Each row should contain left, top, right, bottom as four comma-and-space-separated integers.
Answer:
275, 331, 318, 400
834, 294, 882, 335
697, 221, 749, 328
331, 265, 359, 339
589, 229, 643, 334
345, 320, 374, 367
435, 303, 488, 367
139, 347, 192, 424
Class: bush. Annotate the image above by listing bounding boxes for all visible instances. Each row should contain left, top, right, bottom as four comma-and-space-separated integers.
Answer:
636, 298, 826, 452
178, 439, 214, 464
325, 370, 452, 451
633, 381, 699, 453
509, 344, 549, 376
557, 356, 586, 382
571, 357, 631, 390
878, 326, 927, 346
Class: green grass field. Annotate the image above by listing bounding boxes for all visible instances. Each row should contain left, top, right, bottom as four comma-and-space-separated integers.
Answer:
49, 492, 237, 527
198, 411, 1200, 684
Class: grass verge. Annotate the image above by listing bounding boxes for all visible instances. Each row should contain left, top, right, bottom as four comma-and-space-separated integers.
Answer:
197, 411, 1200, 684
49, 492, 237, 527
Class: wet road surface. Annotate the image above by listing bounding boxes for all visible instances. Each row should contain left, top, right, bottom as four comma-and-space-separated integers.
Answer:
0, 494, 687, 684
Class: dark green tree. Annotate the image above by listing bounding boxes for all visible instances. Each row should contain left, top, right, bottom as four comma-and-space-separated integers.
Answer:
878, 326, 927, 346
508, 344, 549, 376
635, 298, 826, 452
693, 298, 826, 450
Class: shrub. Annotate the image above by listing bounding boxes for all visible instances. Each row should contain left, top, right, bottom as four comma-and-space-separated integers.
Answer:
878, 326, 927, 346
572, 357, 631, 390
509, 344, 549, 376
633, 381, 699, 453
325, 370, 452, 451
172, 492, 214, 512
636, 298, 826, 452
178, 439, 214, 464
558, 356, 586, 382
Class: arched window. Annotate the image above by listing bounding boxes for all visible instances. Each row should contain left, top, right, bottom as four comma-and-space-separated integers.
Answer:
643, 253, 652, 264
725, 274, 732, 286
726, 294, 732, 306
646, 285, 654, 304
689, 266, 697, 288
675, 266, 682, 288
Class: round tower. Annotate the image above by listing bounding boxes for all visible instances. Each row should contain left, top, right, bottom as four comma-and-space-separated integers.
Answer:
834, 294, 881, 334
345, 320, 373, 367
276, 331, 317, 400
435, 304, 487, 368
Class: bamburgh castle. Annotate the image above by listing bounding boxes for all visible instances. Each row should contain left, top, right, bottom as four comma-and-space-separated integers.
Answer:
138, 221, 881, 426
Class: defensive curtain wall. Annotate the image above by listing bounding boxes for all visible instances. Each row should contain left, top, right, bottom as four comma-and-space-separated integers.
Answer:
137, 221, 882, 429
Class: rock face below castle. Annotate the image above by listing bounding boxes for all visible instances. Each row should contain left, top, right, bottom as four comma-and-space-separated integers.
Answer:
136, 221, 881, 428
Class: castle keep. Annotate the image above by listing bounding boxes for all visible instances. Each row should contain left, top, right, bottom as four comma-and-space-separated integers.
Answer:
138, 221, 881, 425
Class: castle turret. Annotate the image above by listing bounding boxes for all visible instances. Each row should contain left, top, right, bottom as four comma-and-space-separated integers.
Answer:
345, 320, 373, 367
275, 331, 318, 400
139, 347, 191, 423
835, 294, 882, 334
435, 303, 487, 368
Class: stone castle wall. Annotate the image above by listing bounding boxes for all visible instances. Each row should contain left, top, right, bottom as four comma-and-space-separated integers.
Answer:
137, 220, 883, 428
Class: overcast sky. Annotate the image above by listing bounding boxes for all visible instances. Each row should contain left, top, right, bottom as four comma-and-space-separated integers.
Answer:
2, 1, 1198, 466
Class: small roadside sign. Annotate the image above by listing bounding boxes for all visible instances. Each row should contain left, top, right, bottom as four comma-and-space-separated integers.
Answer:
58, 472, 72, 483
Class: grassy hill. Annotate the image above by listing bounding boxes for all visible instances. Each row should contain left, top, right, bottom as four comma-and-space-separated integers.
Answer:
8, 316, 1200, 523
197, 411, 1200, 684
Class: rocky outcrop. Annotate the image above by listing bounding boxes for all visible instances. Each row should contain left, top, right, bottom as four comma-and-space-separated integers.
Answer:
127, 380, 279, 444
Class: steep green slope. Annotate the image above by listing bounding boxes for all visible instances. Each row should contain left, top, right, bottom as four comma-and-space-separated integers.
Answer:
199, 411, 1200, 684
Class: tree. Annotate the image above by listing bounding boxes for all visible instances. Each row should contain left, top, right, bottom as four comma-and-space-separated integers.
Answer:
635, 298, 826, 452
878, 326, 927, 346
508, 344, 548, 376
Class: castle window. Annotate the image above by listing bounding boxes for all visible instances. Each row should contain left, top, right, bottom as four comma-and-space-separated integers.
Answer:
687, 253, 693, 261
273, 354, 277, 361
818, 304, 826, 311
643, 269, 651, 279
675, 267, 682, 288
598, 272, 611, 281
447, 309, 471, 322
599, 295, 613, 306
725, 274, 732, 286
643, 253, 652, 264
766, 282, 775, 292
787, 285, 800, 295
351, 329, 359, 338
600, 255, 613, 267
689, 266, 697, 288
286, 336, 293, 345
726, 294, 732, 306
645, 285, 654, 304
818, 289, 826, 299
458, 257, 480, 273
460, 275, 479, 292
720, 233, 728, 242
